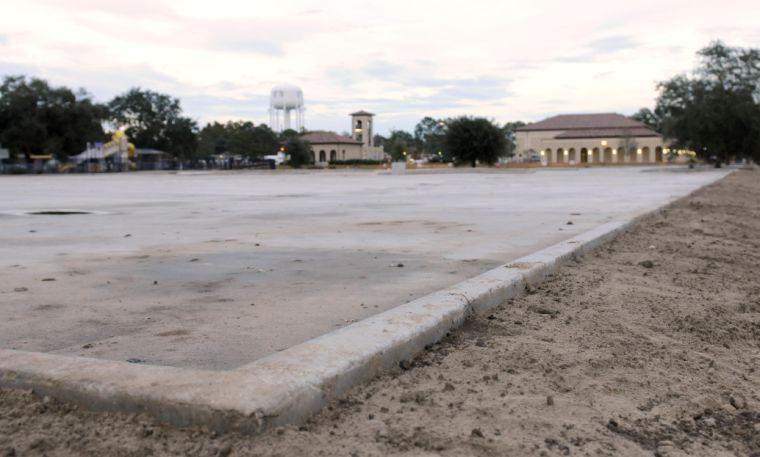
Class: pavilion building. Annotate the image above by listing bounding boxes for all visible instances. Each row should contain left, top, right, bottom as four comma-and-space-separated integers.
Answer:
514, 113, 665, 165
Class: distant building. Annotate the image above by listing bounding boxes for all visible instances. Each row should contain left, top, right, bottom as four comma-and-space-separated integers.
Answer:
515, 113, 665, 164
302, 131, 364, 163
302, 110, 385, 163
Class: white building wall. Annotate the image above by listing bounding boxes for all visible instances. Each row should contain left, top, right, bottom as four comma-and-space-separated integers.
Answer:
515, 131, 665, 164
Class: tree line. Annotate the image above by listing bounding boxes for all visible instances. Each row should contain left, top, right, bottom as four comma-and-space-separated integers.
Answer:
633, 41, 760, 164
1, 41, 758, 166
0, 79, 287, 162
0, 74, 522, 167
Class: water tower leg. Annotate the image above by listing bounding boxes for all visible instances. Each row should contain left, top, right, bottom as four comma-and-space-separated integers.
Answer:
284, 109, 291, 131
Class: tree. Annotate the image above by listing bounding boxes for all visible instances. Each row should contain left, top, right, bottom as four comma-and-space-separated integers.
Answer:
108, 88, 198, 160
0, 75, 107, 160
248, 124, 280, 157
414, 117, 446, 156
384, 129, 416, 160
197, 121, 279, 160
372, 133, 386, 149
164, 116, 198, 161
501, 121, 526, 158
197, 121, 228, 158
284, 137, 311, 168
278, 128, 299, 143
654, 42, 760, 164
444, 117, 507, 167
631, 108, 661, 131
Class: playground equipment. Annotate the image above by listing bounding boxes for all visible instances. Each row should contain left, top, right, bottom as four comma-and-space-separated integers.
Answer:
74, 130, 135, 171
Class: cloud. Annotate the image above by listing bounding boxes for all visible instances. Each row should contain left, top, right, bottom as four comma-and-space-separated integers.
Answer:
419, 76, 512, 102
1, 0, 759, 133
181, 93, 270, 124
322, 62, 511, 111
0, 61, 37, 75
587, 35, 640, 54
558, 35, 641, 63
210, 37, 284, 57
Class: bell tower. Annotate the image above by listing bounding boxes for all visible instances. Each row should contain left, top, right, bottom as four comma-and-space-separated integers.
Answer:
350, 110, 374, 147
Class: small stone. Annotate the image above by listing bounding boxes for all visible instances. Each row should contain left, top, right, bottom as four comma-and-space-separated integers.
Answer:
703, 417, 716, 427
126, 358, 145, 364
13, 287, 28, 292
123, 234, 132, 238
566, 221, 574, 225
153, 280, 158, 285
729, 394, 747, 410
82, 343, 93, 349
475, 339, 487, 348
189, 258, 199, 262
546, 395, 554, 406
367, 413, 375, 420
41, 278, 56, 282
443, 383, 455, 392
531, 306, 559, 317
639, 260, 654, 268
471, 428, 484, 438
396, 263, 404, 268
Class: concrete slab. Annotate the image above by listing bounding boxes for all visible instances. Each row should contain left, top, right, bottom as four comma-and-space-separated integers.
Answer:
0, 168, 731, 434
0, 167, 727, 370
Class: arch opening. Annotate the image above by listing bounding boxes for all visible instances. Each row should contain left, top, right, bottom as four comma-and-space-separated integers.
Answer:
556, 148, 565, 164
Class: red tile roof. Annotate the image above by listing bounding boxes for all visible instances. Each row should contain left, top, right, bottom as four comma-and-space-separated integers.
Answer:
516, 113, 647, 132
301, 131, 363, 145
555, 127, 661, 139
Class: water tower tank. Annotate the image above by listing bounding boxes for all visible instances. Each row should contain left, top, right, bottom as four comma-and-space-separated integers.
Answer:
269, 84, 305, 132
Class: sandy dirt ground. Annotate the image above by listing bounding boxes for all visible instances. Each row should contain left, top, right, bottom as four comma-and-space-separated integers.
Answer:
1, 169, 759, 456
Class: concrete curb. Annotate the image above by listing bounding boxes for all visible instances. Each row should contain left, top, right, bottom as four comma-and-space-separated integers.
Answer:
0, 173, 728, 433
0, 218, 638, 433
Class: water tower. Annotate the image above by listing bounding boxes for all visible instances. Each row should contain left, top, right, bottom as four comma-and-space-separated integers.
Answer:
269, 84, 304, 132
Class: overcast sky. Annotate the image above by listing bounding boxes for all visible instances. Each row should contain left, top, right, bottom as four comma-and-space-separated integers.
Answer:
1, 0, 759, 134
